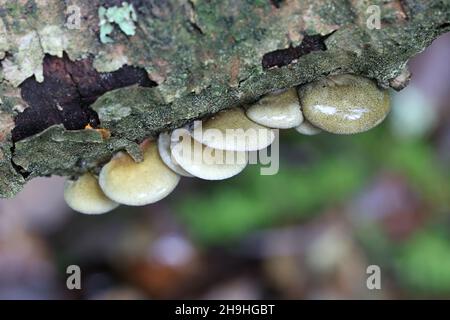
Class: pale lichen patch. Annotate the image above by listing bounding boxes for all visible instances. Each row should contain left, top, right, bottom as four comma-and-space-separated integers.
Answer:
96, 103, 132, 122
1, 25, 70, 86
1, 31, 44, 86
38, 25, 68, 58
93, 46, 129, 73
0, 112, 14, 142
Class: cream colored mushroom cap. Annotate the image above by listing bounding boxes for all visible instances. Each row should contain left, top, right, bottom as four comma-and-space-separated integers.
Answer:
246, 88, 303, 129
158, 132, 193, 177
64, 172, 119, 214
192, 108, 275, 152
295, 120, 322, 135
171, 128, 247, 180
99, 140, 180, 206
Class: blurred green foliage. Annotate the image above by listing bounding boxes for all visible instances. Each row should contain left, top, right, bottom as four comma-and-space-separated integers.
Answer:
175, 123, 450, 247
172, 116, 450, 294
176, 155, 366, 244
396, 228, 450, 294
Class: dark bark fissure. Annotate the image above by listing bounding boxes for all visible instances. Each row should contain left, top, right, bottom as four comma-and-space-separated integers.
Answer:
261, 33, 331, 70
9, 145, 29, 179
12, 53, 156, 142
269, 0, 285, 9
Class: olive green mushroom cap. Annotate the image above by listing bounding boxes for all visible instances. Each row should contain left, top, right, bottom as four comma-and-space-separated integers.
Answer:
298, 74, 390, 134
99, 140, 180, 206
64, 172, 119, 214
246, 88, 303, 129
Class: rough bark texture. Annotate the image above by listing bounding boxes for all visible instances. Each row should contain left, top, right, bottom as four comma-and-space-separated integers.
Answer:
0, 0, 449, 197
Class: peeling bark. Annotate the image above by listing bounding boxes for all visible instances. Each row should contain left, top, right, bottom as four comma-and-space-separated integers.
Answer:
13, 53, 154, 142
0, 0, 449, 197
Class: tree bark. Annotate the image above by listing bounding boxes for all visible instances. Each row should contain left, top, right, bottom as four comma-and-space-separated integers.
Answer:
0, 0, 449, 197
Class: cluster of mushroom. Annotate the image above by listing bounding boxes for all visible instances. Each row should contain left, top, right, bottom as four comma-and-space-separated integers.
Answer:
64, 74, 391, 214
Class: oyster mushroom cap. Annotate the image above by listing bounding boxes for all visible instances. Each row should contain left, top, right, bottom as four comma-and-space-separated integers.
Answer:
246, 88, 303, 129
192, 107, 275, 152
99, 140, 180, 206
158, 132, 193, 177
171, 128, 247, 180
64, 172, 119, 214
298, 74, 390, 134
295, 120, 322, 135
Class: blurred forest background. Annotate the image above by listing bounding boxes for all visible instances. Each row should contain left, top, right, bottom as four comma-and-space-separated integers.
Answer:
0, 32, 449, 300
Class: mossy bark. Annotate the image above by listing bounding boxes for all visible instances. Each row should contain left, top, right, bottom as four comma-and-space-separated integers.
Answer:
0, 0, 449, 197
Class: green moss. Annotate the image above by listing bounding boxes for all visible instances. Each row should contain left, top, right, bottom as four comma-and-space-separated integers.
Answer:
314, 0, 355, 27
176, 156, 366, 244
5, 2, 23, 18
396, 230, 450, 294
0, 141, 25, 198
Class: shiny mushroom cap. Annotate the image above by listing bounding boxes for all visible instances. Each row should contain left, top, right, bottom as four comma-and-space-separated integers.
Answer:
298, 74, 390, 134
99, 140, 180, 206
64, 172, 119, 214
246, 88, 303, 129
192, 107, 275, 152
158, 131, 193, 177
171, 128, 247, 180
295, 119, 322, 135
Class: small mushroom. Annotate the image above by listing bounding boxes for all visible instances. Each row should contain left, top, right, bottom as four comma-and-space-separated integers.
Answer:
171, 128, 247, 180
192, 107, 275, 151
64, 172, 119, 214
295, 120, 322, 135
298, 74, 390, 134
246, 88, 303, 129
158, 132, 193, 177
99, 140, 180, 206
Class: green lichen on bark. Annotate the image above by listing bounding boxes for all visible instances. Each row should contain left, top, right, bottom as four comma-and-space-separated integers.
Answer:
98, 2, 138, 44
13, 124, 143, 178
0, 0, 449, 197
0, 140, 23, 197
